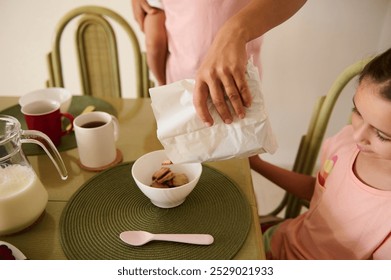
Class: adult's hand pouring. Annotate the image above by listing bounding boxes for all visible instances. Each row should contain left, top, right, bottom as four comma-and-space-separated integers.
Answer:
193, 0, 307, 127
194, 29, 250, 127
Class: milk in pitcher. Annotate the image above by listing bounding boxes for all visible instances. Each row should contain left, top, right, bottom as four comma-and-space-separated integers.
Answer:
0, 164, 48, 235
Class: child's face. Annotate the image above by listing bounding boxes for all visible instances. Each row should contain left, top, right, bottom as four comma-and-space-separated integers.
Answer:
352, 79, 391, 160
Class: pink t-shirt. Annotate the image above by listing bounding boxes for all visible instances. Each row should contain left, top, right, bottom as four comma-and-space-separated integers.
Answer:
270, 125, 391, 259
162, 0, 263, 83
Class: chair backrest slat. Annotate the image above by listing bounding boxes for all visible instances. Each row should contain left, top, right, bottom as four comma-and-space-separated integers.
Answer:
76, 14, 121, 98
47, 5, 150, 98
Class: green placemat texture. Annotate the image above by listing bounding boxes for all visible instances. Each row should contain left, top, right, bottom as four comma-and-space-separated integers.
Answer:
0, 96, 117, 155
60, 163, 252, 260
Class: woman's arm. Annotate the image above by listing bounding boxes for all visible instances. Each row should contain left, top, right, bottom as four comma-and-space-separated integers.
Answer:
194, 0, 307, 126
249, 155, 315, 201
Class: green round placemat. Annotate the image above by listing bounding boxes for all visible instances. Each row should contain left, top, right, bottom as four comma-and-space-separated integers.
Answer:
0, 96, 117, 155
60, 163, 252, 260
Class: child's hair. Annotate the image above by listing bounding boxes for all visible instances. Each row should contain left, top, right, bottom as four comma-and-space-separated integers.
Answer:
359, 48, 391, 100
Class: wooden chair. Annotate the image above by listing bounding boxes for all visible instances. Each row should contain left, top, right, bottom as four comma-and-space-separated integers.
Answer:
259, 56, 373, 225
46, 6, 151, 98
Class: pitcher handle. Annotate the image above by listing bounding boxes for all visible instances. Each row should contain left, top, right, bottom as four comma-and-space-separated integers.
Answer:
21, 129, 68, 180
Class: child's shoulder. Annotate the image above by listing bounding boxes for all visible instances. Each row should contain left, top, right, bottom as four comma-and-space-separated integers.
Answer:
320, 125, 354, 160
334, 125, 354, 139
324, 125, 354, 149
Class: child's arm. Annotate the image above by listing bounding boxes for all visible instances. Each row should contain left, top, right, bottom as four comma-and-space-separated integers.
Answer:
249, 155, 316, 201
131, 0, 157, 31
144, 10, 167, 85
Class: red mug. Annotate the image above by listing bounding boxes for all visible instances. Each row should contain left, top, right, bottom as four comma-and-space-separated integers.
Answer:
21, 100, 74, 146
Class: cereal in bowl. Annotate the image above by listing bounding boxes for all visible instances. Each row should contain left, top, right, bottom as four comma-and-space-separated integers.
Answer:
151, 167, 189, 188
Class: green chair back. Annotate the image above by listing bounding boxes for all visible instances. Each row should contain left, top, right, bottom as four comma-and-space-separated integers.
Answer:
46, 6, 151, 98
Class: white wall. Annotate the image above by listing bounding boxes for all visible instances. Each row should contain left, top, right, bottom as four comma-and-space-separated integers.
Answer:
378, 0, 391, 49
0, 0, 143, 97
1, 0, 390, 165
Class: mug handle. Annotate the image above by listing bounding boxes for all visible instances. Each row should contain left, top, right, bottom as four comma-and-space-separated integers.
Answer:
111, 115, 120, 141
61, 113, 75, 135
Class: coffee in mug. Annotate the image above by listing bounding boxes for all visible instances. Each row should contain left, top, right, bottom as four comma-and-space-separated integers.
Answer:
73, 111, 120, 170
81, 121, 106, 129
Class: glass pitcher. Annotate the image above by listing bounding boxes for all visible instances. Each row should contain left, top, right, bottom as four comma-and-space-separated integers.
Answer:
0, 115, 68, 236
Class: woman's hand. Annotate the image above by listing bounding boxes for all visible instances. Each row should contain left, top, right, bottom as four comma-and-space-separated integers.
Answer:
193, 29, 251, 127
192, 0, 307, 126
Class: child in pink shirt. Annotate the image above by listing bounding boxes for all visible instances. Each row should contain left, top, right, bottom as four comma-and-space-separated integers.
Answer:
250, 48, 391, 259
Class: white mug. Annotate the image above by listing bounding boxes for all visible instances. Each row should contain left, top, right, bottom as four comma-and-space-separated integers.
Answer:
74, 111, 120, 169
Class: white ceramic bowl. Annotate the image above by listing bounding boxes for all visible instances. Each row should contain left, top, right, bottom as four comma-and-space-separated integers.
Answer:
131, 150, 202, 208
19, 87, 72, 113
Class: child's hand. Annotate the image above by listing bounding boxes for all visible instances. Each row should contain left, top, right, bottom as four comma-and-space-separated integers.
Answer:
249, 155, 263, 169
131, 0, 158, 31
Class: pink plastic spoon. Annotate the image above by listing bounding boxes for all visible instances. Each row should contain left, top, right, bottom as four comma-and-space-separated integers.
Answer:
120, 230, 214, 246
